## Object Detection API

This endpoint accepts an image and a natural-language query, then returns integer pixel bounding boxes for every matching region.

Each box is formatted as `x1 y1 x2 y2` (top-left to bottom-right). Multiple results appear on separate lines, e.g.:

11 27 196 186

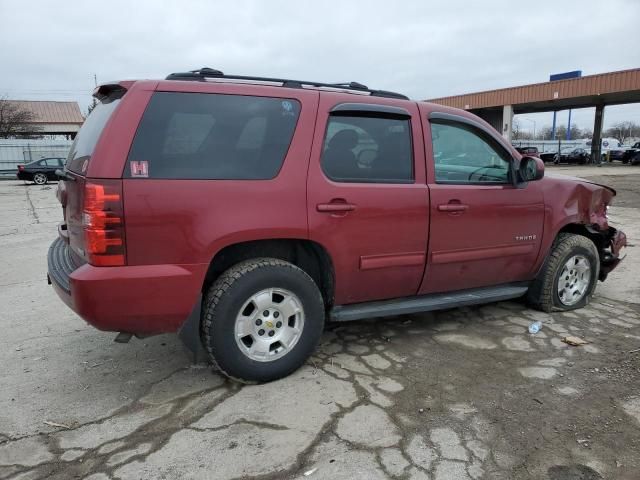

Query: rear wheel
202 258 325 383
33 173 48 185
527 233 599 312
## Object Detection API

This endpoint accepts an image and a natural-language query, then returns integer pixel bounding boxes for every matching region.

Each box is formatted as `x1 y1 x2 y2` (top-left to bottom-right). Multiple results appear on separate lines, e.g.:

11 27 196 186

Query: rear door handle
438 203 468 212
316 202 356 213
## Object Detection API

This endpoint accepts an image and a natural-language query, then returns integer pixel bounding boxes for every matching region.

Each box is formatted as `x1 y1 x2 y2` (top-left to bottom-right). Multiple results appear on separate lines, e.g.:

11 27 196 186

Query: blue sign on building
550 71 582 82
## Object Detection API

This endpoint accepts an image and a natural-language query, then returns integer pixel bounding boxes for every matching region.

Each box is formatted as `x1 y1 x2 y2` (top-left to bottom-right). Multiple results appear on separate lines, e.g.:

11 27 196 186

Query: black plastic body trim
330 102 411 117
47 237 78 294
177 293 209 363
330 282 530 322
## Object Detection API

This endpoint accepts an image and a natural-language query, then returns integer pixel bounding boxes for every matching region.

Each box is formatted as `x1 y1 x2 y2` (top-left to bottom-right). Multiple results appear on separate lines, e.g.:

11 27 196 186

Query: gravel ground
1 168 639 480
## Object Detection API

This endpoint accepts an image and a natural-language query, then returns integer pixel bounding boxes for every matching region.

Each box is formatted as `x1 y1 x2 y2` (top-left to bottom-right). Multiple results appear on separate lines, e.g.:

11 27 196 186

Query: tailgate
59 88 124 263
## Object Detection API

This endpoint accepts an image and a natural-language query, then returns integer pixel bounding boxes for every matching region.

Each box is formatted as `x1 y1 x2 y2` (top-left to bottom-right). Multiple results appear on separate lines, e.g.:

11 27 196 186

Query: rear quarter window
126 92 301 180
66 96 122 174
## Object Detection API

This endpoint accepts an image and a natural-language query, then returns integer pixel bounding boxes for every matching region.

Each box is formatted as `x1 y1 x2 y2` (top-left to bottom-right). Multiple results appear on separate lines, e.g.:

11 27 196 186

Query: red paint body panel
420 183 545 292
69 263 206 333
307 93 429 304
431 243 535 264
417 102 545 293
360 252 426 270
47 77 627 337
122 85 318 267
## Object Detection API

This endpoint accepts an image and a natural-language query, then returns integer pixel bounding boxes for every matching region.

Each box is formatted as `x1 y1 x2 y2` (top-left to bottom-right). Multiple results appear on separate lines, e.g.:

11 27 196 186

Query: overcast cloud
0 0 638 132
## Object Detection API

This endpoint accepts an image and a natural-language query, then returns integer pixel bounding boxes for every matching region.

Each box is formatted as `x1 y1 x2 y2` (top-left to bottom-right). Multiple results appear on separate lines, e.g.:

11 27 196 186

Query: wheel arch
540 223 611 281
202 238 335 309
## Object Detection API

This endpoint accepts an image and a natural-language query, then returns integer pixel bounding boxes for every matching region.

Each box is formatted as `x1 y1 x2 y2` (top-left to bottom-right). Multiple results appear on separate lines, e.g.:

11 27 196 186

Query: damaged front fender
539 174 627 281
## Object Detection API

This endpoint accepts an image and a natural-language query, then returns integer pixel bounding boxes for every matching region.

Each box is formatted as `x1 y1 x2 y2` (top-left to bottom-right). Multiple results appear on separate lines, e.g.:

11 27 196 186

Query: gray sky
1 0 638 132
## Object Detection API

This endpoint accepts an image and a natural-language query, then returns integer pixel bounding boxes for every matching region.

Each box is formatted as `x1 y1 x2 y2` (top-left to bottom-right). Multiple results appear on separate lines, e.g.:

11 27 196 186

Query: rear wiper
55 169 76 182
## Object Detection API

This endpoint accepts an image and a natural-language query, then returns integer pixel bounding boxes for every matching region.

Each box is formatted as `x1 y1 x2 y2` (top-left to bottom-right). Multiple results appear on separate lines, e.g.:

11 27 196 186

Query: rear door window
321 115 413 183
126 92 301 180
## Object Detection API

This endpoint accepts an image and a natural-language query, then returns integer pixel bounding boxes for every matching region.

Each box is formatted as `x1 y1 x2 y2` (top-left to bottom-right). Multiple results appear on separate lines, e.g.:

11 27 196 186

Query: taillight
83 180 126 266
18 165 24 171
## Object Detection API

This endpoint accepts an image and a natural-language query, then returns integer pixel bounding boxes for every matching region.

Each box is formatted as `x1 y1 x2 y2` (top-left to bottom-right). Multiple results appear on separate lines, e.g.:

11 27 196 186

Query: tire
527 233 599 312
33 173 48 185
202 258 325 383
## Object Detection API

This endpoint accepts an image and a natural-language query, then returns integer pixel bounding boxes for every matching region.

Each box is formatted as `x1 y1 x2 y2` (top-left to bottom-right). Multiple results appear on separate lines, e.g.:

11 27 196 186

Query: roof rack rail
165 68 409 100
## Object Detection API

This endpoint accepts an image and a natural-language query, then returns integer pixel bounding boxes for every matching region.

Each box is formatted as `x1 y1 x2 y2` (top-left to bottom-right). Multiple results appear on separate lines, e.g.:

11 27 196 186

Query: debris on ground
303 467 318 476
43 420 71 429
528 321 542 334
562 336 589 346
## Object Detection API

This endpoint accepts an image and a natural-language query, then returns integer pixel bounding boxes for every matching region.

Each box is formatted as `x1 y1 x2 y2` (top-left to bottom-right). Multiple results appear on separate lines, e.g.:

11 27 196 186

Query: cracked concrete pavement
1 166 640 480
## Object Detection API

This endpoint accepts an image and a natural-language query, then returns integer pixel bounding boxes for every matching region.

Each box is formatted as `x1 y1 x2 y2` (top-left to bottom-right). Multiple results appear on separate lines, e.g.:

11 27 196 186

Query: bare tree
0 96 42 138
512 119 522 140
86 97 98 116
604 121 640 144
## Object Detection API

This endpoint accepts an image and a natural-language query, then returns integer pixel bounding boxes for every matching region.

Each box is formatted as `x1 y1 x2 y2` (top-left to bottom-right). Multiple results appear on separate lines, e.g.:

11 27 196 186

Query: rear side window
66 97 121 174
126 92 301 180
321 115 413 183
41 158 61 167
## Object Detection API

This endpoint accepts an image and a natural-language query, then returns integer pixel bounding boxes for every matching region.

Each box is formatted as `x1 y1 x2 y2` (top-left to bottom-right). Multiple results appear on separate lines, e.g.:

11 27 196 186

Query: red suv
48 68 627 382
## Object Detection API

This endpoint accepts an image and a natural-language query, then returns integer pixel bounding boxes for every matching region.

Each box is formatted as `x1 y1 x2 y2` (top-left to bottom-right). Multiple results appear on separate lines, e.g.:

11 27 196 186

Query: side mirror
518 156 544 183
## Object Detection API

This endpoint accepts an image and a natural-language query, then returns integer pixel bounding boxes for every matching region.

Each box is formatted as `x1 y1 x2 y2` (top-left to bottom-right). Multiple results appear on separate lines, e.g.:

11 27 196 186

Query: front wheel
527 233 599 312
33 173 48 185
202 258 325 383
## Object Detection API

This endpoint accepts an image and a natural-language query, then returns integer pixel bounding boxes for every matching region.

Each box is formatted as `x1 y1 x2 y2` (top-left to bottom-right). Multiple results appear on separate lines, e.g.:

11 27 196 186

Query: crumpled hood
545 172 617 196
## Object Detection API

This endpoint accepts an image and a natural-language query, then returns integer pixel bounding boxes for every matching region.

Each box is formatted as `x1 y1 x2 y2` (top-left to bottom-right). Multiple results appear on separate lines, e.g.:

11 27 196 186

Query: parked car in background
539 151 557 163
608 147 627 162
623 142 640 165
515 146 539 156
47 68 627 383
17 158 65 184
554 147 590 164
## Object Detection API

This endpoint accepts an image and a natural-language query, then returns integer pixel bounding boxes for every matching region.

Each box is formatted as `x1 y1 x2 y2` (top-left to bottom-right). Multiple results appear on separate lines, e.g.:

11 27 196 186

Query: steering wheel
468 166 489 181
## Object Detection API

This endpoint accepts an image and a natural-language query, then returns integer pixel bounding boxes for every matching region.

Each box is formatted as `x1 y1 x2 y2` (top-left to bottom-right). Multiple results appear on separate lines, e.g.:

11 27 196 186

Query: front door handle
438 203 469 213
316 201 356 213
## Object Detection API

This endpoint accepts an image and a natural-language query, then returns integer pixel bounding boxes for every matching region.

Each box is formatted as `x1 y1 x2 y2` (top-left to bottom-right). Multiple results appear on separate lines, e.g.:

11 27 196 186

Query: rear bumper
16 172 31 180
47 237 207 334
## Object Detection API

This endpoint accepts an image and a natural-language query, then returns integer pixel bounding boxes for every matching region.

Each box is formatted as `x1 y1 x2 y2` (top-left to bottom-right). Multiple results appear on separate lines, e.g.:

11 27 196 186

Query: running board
330 283 530 322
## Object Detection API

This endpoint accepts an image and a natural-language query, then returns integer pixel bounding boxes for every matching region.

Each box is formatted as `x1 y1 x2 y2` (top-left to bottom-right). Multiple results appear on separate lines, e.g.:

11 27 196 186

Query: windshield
66 96 122 174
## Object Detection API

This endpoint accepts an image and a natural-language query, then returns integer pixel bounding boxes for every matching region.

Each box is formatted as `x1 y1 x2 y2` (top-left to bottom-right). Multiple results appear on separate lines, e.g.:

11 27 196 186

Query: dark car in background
554 147 590 164
515 146 539 156
609 148 627 162
539 151 557 163
623 142 640 165
17 157 64 184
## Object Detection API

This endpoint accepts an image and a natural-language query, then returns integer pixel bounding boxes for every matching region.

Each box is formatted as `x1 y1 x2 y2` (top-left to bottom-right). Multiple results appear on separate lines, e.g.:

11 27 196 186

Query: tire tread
527 233 599 312
202 258 322 383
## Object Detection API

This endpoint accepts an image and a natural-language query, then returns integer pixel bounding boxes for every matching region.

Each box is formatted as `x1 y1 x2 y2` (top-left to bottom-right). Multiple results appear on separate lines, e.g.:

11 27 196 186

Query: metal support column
592 104 605 165
502 105 513 141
